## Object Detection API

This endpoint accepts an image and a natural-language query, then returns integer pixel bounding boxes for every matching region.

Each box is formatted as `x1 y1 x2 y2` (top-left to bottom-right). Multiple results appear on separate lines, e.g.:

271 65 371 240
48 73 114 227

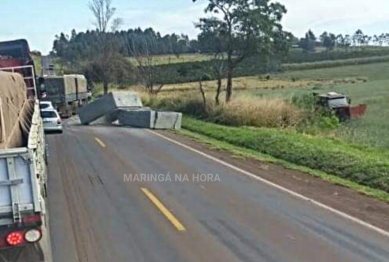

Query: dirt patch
157 130 389 232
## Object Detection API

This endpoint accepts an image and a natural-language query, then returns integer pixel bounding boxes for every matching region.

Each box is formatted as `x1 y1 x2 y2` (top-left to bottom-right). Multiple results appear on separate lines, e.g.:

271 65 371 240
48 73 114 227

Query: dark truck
41 75 89 117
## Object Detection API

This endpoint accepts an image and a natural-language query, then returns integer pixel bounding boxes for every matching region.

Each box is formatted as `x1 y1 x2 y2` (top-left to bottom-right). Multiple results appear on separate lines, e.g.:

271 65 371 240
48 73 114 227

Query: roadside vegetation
182 117 389 193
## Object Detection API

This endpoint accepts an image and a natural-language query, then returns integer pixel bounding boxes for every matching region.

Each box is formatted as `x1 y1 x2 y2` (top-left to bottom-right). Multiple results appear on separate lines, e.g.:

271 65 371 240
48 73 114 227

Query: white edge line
148 130 389 239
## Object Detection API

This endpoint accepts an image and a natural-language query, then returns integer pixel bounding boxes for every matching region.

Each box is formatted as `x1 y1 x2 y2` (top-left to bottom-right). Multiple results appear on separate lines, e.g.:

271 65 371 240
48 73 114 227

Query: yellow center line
141 188 186 232
94 137 106 148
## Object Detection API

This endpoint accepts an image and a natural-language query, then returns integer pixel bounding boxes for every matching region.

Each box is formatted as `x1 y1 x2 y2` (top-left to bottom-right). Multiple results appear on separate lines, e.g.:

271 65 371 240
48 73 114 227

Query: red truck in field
316 92 367 122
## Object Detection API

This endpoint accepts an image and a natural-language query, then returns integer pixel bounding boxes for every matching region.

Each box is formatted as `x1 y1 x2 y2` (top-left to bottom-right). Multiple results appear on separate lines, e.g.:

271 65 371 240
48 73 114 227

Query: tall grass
142 92 304 128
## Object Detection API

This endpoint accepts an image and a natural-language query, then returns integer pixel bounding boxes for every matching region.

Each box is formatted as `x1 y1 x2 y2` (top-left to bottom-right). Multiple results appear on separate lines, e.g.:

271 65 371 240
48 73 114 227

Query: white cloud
120 3 207 38
280 0 389 36
118 0 389 39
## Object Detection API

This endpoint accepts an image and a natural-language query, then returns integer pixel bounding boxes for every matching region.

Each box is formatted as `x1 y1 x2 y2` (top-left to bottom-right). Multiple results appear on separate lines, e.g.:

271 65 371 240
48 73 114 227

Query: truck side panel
0 150 35 215
0 101 45 226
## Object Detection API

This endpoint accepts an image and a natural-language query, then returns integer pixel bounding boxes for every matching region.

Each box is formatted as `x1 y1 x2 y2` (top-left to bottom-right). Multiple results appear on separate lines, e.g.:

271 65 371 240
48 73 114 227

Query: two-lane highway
47 122 389 262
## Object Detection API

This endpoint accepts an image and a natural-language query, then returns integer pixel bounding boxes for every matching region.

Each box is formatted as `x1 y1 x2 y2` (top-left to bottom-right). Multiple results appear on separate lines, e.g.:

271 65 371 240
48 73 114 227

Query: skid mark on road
141 188 186 232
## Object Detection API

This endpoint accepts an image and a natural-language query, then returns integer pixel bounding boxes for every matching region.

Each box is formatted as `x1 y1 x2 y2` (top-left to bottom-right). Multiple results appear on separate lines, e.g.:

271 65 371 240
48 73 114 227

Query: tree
192 0 288 103
374 33 389 46
129 36 166 94
88 0 123 94
320 32 336 51
352 29 365 46
299 30 316 52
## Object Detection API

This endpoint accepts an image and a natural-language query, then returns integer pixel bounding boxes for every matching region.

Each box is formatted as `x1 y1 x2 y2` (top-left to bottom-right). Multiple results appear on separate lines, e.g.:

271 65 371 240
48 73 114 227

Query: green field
238 63 389 148
147 61 389 149
128 53 212 65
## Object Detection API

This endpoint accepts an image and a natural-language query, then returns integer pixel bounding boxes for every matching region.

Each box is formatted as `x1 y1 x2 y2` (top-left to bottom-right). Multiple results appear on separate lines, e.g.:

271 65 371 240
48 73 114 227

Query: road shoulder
155 129 389 232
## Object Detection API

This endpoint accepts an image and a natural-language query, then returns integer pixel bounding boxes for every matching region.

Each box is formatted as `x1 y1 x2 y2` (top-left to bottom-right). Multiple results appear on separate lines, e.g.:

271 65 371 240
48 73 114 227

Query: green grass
177 128 389 203
182 117 389 194
277 61 389 81
283 55 389 71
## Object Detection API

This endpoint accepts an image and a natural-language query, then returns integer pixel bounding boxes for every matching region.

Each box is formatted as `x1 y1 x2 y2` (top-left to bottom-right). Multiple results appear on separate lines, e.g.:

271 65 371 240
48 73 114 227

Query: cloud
120 3 207 37
280 0 389 36
119 0 389 39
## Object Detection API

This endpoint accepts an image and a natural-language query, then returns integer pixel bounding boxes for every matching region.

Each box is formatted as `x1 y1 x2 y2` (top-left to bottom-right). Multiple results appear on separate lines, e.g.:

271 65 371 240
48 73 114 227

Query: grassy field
147 62 389 149
138 76 330 92
128 53 212 65
252 63 389 148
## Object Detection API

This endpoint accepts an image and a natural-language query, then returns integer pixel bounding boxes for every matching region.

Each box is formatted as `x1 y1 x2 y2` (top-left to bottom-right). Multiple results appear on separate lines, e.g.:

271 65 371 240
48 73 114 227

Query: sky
1 0 389 54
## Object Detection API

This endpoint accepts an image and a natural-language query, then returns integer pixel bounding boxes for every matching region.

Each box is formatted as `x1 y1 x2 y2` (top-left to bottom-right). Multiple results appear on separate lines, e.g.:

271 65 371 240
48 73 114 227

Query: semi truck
41 74 89 118
0 39 51 261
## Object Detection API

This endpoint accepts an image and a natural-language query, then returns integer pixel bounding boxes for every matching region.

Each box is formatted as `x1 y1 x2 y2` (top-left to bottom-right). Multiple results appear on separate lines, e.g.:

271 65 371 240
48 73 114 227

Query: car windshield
41 111 57 118
40 104 50 109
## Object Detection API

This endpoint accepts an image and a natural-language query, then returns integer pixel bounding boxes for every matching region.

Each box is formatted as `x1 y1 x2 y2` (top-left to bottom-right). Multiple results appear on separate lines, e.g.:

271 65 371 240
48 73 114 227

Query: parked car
41 109 63 133
39 101 55 111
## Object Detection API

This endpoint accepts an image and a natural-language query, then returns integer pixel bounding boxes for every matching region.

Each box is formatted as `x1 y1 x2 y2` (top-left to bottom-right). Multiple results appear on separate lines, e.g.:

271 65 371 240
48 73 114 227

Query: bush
291 93 340 133
183 118 389 193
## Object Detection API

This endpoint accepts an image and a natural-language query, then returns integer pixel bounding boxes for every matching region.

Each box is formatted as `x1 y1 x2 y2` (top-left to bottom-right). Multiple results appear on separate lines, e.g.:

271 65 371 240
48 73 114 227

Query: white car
39 101 55 111
41 109 63 133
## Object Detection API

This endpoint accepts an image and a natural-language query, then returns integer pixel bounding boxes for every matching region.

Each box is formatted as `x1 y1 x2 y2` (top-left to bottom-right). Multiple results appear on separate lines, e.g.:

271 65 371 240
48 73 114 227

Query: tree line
298 29 389 52
53 28 200 61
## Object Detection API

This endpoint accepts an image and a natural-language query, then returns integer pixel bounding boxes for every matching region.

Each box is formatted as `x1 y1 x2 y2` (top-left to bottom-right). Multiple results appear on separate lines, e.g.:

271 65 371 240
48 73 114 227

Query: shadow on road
0 244 44 262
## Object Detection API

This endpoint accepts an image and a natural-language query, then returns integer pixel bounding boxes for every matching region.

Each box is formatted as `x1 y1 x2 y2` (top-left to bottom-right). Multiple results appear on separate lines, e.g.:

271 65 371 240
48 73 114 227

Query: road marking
94 137 106 148
141 187 186 232
149 130 389 239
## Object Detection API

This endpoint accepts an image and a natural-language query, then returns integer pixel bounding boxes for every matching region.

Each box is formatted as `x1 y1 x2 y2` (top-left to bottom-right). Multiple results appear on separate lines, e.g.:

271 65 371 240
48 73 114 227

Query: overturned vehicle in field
315 92 367 122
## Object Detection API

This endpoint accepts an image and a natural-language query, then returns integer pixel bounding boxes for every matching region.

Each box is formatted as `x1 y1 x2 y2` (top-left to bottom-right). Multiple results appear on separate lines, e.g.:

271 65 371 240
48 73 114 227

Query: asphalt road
47 122 389 262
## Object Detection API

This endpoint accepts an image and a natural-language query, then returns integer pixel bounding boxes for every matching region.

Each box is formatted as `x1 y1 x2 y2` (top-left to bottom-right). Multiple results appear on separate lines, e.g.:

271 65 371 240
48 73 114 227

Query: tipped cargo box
117 110 182 130
78 92 143 125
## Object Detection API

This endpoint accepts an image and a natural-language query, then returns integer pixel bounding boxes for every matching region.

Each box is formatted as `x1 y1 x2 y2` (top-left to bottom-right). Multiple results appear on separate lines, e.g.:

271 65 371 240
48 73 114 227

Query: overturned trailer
78 92 182 129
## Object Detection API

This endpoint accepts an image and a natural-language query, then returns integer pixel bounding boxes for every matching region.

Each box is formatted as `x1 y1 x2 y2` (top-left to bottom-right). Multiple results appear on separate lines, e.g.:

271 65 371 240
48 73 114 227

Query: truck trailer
0 39 51 261
41 74 89 117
